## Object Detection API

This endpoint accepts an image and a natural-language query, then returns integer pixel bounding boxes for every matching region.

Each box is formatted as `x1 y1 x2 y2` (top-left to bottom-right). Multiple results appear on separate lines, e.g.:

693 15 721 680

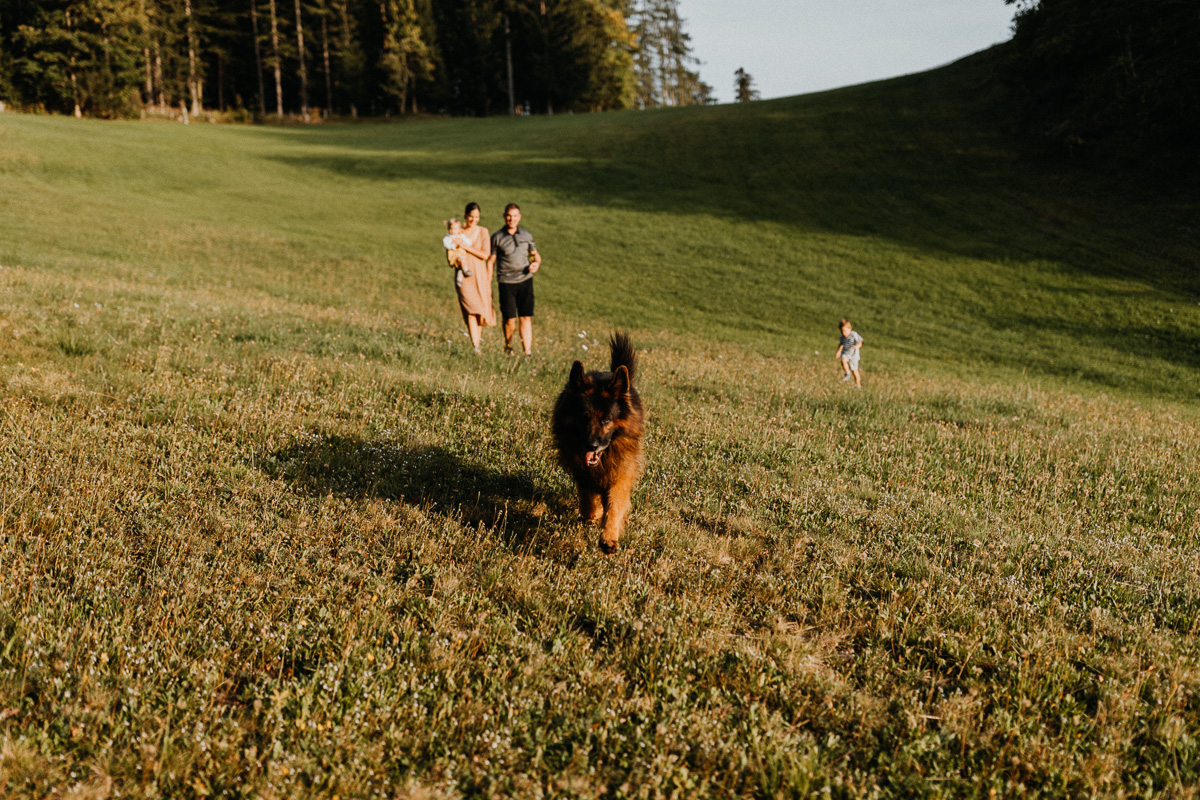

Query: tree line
0 0 714 118
1004 0 1200 148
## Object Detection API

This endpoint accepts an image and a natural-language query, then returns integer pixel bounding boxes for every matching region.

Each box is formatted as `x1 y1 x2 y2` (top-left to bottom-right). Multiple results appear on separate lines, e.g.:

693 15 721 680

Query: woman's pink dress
456 225 495 326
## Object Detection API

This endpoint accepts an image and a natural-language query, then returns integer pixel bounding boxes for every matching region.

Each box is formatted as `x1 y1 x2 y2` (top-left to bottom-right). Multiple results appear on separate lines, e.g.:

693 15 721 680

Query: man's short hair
504 203 521 214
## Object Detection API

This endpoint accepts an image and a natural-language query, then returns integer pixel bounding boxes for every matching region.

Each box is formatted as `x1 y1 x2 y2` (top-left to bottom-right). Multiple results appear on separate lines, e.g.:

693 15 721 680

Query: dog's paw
598 536 620 555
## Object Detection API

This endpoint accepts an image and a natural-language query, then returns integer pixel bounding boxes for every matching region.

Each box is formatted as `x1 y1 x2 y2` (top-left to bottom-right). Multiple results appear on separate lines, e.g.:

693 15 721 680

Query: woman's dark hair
464 202 481 218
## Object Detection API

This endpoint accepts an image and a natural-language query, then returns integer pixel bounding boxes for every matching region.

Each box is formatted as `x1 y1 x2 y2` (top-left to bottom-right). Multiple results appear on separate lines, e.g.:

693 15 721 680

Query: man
487 203 542 355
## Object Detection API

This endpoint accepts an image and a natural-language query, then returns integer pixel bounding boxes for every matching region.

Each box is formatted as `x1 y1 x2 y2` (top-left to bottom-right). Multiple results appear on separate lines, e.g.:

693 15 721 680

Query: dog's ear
569 361 586 391
611 364 629 396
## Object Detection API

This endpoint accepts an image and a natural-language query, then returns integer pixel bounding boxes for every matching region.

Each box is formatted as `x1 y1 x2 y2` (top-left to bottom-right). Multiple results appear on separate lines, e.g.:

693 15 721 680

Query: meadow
1 49 1199 798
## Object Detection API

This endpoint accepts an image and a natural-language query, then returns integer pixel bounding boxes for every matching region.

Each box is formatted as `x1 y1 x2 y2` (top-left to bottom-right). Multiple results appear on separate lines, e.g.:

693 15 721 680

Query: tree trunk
268 0 284 115
139 0 152 105
143 46 154 104
658 38 668 106
71 71 82 118
251 0 267 114
185 0 200 115
319 0 332 116
294 0 309 119
339 0 356 115
505 13 515 116
66 10 82 117
153 42 165 108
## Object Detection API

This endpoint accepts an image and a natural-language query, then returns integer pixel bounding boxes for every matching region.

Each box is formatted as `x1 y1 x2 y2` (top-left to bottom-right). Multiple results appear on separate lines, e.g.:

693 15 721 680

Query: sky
679 0 1018 103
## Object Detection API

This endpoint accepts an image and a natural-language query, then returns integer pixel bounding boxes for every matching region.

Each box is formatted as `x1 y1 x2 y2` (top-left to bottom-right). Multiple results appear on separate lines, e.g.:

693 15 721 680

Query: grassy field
2 48 1199 798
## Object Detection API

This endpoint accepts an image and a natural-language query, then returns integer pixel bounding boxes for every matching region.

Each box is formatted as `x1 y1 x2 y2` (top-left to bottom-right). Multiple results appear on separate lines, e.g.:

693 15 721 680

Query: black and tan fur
551 332 646 553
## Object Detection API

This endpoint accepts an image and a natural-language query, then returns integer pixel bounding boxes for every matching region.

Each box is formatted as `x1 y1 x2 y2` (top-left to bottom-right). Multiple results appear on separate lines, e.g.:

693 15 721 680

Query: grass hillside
1 49 1199 797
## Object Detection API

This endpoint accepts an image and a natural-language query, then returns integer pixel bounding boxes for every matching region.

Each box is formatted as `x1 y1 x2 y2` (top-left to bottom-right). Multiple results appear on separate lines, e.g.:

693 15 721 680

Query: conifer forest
0 0 713 119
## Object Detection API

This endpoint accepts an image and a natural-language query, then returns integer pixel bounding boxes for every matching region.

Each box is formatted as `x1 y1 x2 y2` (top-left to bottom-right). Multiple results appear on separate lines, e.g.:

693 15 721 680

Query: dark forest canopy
1005 0 1200 148
0 0 713 118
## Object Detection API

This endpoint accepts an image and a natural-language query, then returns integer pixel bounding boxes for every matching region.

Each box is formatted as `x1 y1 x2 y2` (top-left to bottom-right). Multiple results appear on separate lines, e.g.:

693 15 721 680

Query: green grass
1 49 1199 797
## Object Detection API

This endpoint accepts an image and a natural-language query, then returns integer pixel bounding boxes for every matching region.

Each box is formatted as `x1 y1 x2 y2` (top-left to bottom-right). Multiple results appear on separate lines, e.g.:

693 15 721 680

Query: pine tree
331 0 365 116
378 0 434 114
629 0 708 108
14 0 145 117
734 66 758 102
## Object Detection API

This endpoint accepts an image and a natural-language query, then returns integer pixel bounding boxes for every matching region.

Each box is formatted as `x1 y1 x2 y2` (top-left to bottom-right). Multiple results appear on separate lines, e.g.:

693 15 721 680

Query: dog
551 332 646 553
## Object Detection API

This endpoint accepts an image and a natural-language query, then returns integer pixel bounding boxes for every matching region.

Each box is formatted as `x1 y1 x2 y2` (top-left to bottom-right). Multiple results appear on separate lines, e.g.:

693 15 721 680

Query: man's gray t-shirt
491 226 537 284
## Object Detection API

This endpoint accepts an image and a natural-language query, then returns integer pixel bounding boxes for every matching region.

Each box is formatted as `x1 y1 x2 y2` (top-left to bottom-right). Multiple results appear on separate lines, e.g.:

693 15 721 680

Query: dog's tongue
585 451 602 467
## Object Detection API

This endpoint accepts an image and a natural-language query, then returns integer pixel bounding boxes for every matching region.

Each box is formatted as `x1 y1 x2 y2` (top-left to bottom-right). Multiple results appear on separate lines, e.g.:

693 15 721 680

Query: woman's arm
460 227 491 260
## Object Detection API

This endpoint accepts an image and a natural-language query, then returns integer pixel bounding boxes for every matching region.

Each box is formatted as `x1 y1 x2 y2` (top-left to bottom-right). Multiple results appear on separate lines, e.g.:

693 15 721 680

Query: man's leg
503 317 517 353
519 316 533 355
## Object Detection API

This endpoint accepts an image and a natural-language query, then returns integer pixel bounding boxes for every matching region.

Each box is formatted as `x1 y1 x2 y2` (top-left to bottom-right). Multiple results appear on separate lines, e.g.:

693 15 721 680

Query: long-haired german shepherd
551 332 646 553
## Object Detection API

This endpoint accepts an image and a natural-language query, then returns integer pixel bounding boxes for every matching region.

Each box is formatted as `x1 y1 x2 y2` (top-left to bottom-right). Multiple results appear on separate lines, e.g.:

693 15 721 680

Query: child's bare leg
851 368 861 388
840 358 851 379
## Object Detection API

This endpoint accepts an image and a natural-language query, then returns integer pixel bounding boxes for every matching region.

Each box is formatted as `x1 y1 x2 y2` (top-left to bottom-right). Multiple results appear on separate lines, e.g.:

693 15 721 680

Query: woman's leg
467 314 482 350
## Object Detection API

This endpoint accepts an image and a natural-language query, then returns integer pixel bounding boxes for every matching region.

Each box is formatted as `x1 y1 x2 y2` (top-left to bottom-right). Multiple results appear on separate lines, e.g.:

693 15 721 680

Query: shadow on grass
989 312 1200 371
261 433 570 554
257 52 1199 303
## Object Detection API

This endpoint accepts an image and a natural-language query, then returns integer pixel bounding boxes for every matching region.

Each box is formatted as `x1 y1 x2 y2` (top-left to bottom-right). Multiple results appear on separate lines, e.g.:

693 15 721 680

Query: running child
835 318 863 389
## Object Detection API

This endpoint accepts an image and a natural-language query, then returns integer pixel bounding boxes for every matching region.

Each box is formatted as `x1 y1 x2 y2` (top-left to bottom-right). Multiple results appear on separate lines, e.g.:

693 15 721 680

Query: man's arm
484 231 497 269
527 234 542 274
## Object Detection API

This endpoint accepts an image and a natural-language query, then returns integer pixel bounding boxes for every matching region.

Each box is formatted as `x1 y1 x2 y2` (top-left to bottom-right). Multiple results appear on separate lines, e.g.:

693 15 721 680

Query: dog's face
568 361 631 467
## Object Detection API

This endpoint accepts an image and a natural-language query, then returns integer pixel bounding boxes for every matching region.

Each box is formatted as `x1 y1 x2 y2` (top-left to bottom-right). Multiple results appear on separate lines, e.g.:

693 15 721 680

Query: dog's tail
609 331 636 382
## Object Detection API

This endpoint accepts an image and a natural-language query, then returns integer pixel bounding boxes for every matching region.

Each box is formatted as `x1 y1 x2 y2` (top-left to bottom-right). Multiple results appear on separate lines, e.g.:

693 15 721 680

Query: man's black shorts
498 279 535 320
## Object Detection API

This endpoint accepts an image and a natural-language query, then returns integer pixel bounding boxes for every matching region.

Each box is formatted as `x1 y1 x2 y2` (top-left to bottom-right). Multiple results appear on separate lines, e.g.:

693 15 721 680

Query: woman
455 202 495 352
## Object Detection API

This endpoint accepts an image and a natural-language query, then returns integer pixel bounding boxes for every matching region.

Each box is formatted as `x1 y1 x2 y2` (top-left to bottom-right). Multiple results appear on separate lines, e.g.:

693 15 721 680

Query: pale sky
680 0 1018 103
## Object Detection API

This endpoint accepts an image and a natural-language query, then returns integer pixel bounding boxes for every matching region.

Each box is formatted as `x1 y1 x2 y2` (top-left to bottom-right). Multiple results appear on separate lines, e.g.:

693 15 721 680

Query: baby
442 218 472 286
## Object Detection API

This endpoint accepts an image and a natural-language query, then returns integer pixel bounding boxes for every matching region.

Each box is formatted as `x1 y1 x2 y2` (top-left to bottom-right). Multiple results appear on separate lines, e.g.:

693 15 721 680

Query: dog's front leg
598 475 635 554
579 485 603 523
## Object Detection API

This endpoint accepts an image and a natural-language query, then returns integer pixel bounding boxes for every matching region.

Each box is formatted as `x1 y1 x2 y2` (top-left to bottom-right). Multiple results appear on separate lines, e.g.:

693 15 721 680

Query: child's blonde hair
445 217 461 231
